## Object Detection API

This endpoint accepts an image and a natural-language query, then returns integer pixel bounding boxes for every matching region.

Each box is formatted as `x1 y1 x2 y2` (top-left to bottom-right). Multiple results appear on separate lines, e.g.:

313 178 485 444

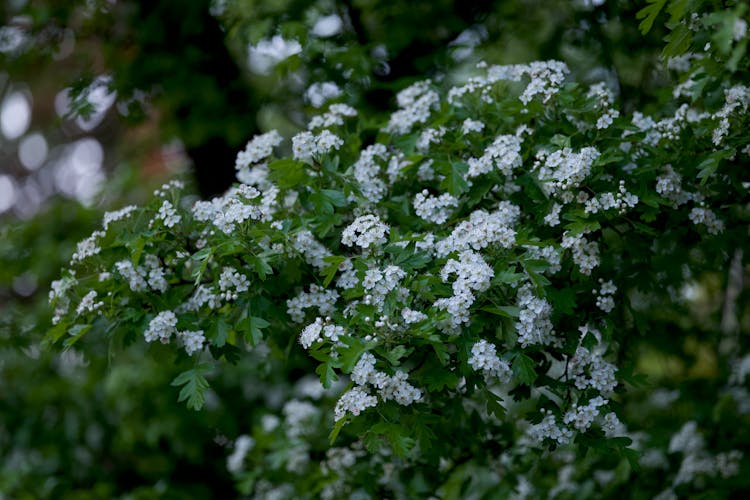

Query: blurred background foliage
1 0 749 497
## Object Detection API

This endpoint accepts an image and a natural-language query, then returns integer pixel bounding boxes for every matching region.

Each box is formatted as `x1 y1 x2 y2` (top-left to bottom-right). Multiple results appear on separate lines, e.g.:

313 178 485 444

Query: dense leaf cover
42 4 750 497
2 1 750 498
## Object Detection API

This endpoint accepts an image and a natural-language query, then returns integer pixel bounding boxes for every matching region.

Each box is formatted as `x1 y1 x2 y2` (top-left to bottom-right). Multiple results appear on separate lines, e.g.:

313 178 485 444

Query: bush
46 3 750 495
3 1 750 498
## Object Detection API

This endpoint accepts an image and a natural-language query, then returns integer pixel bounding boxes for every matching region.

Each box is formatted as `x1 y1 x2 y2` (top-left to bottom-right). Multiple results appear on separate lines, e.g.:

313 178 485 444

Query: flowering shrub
45 5 750 498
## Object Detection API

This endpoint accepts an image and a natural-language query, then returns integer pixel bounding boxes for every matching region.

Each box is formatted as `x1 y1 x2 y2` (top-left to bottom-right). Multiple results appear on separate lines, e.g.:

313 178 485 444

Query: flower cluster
341 214 389 250
413 190 458 224
335 352 422 421
469 340 512 382
235 130 283 169
48 35 750 497
385 80 439 134
292 130 344 162
594 280 617 313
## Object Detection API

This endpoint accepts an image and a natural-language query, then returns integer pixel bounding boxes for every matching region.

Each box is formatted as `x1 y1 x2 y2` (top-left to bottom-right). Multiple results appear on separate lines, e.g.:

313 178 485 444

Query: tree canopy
1 1 750 498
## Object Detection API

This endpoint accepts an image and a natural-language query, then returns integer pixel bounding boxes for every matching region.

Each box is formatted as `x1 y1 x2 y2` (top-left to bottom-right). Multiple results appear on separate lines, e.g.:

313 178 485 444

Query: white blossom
155 200 181 228
341 214 389 250
334 387 378 420
385 80 439 134
305 82 343 108
413 190 458 224
102 205 137 230
287 285 339 323
516 284 555 347
227 435 255 474
71 231 105 263
466 134 523 178
144 311 178 344
178 329 205 355
235 130 283 169
76 290 103 315
469 340 511 382
461 118 485 134
292 130 343 162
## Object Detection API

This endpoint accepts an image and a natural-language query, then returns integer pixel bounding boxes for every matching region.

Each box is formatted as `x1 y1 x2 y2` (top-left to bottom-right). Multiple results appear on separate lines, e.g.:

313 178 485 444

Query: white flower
305 82 343 107
287 285 339 323
516 284 555 347
308 103 357 130
469 340 511 382
341 214 389 250
248 35 301 74
467 134 524 178
413 190 458 224
178 329 205 355
71 231 105 263
311 14 343 38
527 411 573 445
334 387 378 420
416 126 447 152
440 250 494 295
155 200 181 228
385 80 439 134
299 317 324 349
144 311 178 344
689 206 724 234
76 290 103 315
401 308 427 324
292 130 343 162
235 130 283 169
102 206 137 230
218 267 249 301
534 146 600 196
115 260 147 292
226 435 255 474
436 203 518 257
461 118 485 134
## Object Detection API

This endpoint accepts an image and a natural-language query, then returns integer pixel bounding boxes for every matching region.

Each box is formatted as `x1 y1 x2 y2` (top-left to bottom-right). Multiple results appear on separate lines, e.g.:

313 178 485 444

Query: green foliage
171 363 212 410
2 0 750 498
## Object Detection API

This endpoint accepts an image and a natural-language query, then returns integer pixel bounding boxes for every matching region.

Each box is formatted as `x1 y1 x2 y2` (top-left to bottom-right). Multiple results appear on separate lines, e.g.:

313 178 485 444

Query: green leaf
321 189 348 207
696 149 732 185
247 255 272 279
320 255 347 288
493 268 525 285
636 0 668 35
268 159 306 188
485 388 506 418
662 22 692 59
63 323 92 349
396 251 432 271
432 340 450 366
564 219 601 237
128 236 147 265
329 415 347 445
191 247 212 286
623 448 641 472
210 318 229 347
370 422 415 457
416 357 460 391
512 353 537 385
441 161 469 196
316 361 339 388
481 306 521 318
382 345 412 366
244 316 270 346
171 364 211 410
43 320 70 347
547 288 577 315
338 337 368 373
525 266 551 289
